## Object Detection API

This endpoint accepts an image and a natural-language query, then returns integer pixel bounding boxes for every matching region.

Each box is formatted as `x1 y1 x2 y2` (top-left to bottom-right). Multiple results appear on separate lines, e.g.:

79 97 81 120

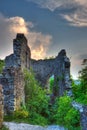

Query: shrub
23 69 50 126
53 95 80 129
72 79 87 105
14 109 29 119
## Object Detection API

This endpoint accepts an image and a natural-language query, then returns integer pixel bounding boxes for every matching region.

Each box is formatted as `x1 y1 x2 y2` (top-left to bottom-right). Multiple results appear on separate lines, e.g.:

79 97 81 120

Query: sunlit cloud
0 13 52 60
28 32 52 59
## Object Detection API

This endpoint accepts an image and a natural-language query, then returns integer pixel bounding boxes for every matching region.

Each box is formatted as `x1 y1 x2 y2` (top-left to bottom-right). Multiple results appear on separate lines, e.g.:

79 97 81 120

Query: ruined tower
0 34 31 114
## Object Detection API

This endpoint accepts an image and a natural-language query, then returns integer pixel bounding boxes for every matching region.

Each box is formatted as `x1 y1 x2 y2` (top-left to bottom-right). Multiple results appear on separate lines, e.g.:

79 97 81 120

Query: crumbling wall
0 34 31 114
31 49 71 97
5 34 31 69
0 84 3 128
0 67 25 114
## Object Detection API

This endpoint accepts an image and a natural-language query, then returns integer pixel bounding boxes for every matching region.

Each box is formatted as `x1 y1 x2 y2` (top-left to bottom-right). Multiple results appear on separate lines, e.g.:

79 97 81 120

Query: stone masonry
0 34 31 114
0 84 3 128
31 49 71 97
0 33 71 114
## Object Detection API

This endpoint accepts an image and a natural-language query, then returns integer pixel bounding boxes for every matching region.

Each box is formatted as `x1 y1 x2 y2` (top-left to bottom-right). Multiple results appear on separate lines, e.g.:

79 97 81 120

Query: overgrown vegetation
53 96 80 130
23 69 50 126
72 59 87 105
5 65 86 129
0 59 4 73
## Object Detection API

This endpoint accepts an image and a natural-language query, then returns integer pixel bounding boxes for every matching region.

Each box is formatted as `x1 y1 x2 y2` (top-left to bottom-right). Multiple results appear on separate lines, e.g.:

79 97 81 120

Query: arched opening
45 75 54 95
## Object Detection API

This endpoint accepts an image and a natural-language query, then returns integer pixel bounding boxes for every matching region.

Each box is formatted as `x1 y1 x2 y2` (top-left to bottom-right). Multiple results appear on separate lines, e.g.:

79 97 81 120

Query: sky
0 0 87 79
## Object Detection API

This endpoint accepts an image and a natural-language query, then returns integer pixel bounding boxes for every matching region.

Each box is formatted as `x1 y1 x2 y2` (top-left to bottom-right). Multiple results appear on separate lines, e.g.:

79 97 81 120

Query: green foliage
49 76 54 93
72 60 87 105
24 68 50 126
14 109 29 119
29 113 48 126
44 56 55 60
4 67 81 128
53 95 80 129
4 106 29 123
0 59 4 73
0 125 9 130
72 81 87 104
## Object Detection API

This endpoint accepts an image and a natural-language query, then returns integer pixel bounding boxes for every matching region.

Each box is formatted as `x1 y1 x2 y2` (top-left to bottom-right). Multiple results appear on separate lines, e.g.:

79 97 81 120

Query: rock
46 125 67 130
4 122 45 130
4 122 67 130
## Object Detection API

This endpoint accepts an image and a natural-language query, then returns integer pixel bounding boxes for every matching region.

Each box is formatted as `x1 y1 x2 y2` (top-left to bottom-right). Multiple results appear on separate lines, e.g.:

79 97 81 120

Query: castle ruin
0 34 74 128
0 34 87 129
0 34 71 114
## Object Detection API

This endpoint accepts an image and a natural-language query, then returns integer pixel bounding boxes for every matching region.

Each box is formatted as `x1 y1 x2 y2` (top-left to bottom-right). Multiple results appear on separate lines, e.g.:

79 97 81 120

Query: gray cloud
26 0 78 11
78 53 87 60
26 0 87 27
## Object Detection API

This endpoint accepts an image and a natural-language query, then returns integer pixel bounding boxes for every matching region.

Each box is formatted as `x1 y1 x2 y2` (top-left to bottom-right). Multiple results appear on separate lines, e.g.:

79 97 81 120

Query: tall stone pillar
0 84 3 128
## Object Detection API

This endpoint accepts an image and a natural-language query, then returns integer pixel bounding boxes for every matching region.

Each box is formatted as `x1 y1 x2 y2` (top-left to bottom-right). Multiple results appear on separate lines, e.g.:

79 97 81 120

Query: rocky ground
4 122 67 130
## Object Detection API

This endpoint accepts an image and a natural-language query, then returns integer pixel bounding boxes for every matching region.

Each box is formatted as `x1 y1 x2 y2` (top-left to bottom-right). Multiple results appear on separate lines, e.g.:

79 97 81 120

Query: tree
72 59 87 105
23 69 50 125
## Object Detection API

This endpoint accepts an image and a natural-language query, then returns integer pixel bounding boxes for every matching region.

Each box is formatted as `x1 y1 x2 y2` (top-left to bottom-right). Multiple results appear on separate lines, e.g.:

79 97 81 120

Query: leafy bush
72 61 87 105
72 81 87 105
14 109 29 119
29 113 48 126
4 106 29 123
24 69 50 126
53 95 80 129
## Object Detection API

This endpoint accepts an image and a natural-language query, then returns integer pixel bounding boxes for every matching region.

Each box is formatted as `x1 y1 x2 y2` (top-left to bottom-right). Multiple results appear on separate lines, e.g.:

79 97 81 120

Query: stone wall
0 84 3 128
31 49 71 97
0 34 31 114
0 67 25 114
5 34 31 69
